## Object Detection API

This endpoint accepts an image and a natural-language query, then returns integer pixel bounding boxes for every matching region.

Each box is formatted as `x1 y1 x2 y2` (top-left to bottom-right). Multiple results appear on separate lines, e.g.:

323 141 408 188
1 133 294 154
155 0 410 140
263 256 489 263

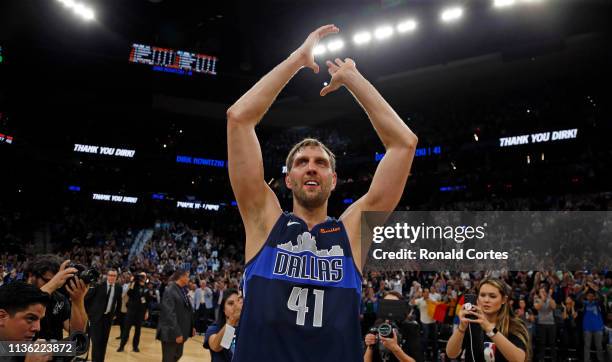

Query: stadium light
493 0 516 8
397 19 418 33
58 0 76 8
313 45 326 56
440 7 464 23
57 0 95 21
73 4 95 20
353 31 372 45
327 39 344 52
374 26 394 40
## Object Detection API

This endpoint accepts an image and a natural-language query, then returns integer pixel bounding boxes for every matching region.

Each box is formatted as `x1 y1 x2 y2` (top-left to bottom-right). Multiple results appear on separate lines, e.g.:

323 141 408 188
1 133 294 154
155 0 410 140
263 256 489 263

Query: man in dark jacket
85 269 122 362
156 269 195 362
117 271 150 352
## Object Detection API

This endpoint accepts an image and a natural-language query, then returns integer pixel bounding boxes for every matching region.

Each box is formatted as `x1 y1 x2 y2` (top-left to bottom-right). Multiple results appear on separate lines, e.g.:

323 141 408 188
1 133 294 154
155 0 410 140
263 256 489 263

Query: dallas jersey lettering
234 212 363 362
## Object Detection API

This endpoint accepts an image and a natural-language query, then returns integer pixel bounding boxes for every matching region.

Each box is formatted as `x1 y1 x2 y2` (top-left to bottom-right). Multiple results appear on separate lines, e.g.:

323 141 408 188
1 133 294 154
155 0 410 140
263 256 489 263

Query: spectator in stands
410 288 439 360
560 295 579 360
515 298 535 345
534 286 557 361
194 280 214 334
581 289 605 362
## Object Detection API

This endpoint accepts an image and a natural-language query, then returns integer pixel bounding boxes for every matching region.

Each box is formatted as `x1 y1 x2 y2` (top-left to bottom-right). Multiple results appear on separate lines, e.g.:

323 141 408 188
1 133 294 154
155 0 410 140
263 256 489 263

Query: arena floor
102 325 211 362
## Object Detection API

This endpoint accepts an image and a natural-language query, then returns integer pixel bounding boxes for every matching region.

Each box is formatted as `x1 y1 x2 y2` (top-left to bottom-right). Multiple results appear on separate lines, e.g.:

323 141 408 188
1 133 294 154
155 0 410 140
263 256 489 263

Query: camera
369 322 397 339
464 293 478 320
67 263 100 285
49 331 89 361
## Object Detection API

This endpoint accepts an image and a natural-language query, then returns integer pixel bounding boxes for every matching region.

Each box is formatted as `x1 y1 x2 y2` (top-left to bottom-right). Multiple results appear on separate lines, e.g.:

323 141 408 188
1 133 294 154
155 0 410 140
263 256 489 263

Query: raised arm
227 25 339 262
327 59 417 269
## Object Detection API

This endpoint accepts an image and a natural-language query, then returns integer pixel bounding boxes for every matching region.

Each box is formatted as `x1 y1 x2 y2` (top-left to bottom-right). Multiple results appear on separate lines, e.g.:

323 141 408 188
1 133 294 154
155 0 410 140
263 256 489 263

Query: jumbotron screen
129 43 218 75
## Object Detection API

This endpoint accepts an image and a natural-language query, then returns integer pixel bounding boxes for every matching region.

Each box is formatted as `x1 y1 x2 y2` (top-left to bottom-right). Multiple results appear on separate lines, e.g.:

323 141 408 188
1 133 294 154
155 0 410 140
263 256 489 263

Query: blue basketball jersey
233 212 363 362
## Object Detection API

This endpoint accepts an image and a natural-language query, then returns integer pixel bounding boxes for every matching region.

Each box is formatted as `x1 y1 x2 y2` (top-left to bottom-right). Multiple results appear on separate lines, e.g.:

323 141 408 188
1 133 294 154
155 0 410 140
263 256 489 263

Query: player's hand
293 24 340 74
176 335 184 344
144 311 149 321
65 277 88 302
320 58 358 96
41 260 78 293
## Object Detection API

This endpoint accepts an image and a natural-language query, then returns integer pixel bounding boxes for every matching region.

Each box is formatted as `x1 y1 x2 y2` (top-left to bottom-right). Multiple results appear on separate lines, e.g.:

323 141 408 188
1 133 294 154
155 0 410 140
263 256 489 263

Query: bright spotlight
494 0 516 7
74 4 95 20
374 26 394 40
440 7 464 23
327 39 344 52
353 31 372 45
397 19 417 33
313 45 326 56
59 0 76 8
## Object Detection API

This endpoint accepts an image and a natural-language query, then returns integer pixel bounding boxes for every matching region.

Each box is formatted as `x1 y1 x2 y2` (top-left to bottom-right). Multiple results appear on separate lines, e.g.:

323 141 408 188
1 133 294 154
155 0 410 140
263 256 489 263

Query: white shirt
415 297 435 324
105 282 116 314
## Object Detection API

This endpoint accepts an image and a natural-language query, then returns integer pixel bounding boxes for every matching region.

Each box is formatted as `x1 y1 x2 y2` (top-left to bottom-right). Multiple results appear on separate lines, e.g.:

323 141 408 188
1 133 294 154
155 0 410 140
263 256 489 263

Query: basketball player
227 24 418 362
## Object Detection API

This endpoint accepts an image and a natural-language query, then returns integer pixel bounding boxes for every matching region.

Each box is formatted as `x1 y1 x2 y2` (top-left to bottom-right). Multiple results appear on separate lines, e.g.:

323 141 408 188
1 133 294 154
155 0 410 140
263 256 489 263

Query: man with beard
227 25 417 362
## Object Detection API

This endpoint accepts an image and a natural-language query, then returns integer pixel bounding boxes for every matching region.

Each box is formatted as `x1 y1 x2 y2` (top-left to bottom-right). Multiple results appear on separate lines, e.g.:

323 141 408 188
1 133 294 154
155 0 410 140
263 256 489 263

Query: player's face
0 304 45 341
478 284 506 315
286 146 337 209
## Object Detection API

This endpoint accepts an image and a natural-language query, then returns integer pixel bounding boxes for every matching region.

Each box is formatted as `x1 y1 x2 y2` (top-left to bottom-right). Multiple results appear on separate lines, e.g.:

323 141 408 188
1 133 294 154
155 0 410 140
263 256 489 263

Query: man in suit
85 268 122 362
156 269 195 362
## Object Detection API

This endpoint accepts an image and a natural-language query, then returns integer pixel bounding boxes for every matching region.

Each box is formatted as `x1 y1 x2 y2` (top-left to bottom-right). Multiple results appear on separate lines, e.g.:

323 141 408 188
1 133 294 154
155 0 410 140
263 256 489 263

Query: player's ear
285 174 293 190
0 309 9 326
331 172 337 191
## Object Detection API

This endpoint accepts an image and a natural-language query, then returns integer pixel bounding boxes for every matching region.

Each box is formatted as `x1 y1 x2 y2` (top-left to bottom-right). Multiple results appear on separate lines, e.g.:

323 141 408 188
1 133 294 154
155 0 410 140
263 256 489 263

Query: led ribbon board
176 201 220 211
92 193 138 204
74 144 135 158
176 155 225 167
129 44 218 75
499 128 578 147
376 146 441 161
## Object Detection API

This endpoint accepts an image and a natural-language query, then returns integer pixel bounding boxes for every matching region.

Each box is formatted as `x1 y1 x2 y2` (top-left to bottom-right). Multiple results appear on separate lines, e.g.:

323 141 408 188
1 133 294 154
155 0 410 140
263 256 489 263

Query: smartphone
464 294 477 320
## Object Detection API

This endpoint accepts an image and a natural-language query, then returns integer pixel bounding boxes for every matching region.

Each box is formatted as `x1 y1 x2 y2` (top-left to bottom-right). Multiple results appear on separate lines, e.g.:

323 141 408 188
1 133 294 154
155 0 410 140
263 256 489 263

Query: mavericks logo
273 232 344 282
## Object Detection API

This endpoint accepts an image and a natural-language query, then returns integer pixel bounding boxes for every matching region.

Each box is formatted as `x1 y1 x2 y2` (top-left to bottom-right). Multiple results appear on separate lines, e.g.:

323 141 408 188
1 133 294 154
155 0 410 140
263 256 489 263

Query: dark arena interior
0 1 611 361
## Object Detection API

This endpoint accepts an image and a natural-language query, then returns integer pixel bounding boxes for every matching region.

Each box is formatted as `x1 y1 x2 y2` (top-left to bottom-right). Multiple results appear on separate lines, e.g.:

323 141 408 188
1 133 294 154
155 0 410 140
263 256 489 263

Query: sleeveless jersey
233 212 363 362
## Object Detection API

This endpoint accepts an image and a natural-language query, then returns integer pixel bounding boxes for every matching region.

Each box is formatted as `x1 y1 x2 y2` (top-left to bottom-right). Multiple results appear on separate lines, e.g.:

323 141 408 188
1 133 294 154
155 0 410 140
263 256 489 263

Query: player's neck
292 201 328 230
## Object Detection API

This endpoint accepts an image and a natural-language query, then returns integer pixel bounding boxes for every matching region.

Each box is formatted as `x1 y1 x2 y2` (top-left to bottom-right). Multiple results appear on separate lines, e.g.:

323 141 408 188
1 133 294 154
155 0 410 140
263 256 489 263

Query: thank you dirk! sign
499 128 578 147
74 144 136 158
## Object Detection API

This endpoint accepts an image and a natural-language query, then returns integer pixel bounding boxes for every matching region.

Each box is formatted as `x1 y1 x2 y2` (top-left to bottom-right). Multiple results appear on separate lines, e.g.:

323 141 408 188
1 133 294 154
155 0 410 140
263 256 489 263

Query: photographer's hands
39 260 78 294
461 305 496 334
65 278 87 302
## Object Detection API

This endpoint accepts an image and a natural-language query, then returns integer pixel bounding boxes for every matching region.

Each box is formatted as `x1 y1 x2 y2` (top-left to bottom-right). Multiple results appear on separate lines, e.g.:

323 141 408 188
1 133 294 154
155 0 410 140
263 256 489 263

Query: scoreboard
129 43 218 75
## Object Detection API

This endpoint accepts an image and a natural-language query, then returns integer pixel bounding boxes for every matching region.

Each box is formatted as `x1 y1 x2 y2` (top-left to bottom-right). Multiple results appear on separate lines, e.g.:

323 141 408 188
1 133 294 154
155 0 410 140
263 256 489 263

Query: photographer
0 282 52 362
364 291 423 362
446 278 529 362
25 255 89 341
117 272 150 352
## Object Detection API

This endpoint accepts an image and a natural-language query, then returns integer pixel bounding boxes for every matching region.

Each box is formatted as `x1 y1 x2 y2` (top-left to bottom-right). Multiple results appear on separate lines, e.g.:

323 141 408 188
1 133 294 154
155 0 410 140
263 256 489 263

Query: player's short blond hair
285 138 336 172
